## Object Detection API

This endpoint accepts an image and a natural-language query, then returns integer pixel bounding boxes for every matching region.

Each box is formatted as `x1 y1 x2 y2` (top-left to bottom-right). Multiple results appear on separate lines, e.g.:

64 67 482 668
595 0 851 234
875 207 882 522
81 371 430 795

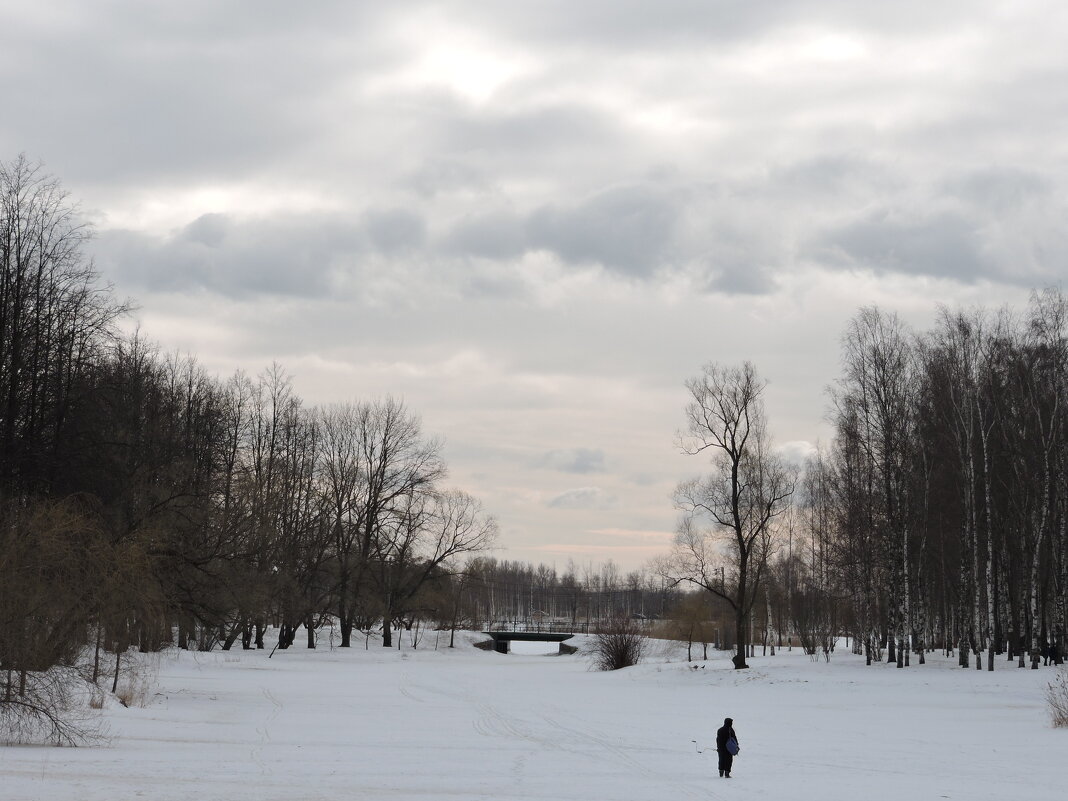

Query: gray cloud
527 185 681 275
534 448 607 474
546 487 617 510
810 161 1068 287
440 104 622 159
439 183 686 278
768 156 899 201
363 208 427 253
697 216 782 295
94 211 401 298
777 440 818 468
941 167 1051 214
459 0 977 51
0 3 393 186
405 159 492 199
179 213 230 247
10 1 1066 297
444 212 527 261
706 262 776 295
91 150 1068 304
815 210 990 283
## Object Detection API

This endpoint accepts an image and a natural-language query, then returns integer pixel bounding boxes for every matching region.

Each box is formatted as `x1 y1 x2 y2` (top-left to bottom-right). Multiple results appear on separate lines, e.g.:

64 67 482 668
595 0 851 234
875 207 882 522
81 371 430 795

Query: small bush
589 615 648 671
115 682 146 709
114 655 158 709
1047 670 1068 727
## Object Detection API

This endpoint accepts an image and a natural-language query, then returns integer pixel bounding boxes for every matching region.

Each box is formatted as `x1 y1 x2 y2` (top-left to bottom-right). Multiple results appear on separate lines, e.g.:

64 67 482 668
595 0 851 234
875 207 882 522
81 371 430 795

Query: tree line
812 298 1067 670
454 557 682 631
0 157 496 739
665 297 1068 671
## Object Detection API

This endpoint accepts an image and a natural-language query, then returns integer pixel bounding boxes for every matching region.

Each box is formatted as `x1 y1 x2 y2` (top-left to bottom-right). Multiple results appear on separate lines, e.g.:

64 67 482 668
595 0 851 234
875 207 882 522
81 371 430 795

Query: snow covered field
1 633 1063 801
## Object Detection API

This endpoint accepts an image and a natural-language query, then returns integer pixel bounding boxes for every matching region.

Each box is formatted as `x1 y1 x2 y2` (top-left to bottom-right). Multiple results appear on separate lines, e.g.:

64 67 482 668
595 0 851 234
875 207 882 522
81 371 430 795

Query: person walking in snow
716 717 739 778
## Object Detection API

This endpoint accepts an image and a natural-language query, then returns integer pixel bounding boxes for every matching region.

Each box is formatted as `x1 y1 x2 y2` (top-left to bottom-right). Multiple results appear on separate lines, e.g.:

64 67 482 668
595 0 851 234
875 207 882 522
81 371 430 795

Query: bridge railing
484 620 589 634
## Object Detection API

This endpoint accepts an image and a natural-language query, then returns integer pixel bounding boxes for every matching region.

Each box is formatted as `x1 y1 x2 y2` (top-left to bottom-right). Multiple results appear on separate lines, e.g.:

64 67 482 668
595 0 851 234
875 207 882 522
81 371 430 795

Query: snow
1 634 1064 800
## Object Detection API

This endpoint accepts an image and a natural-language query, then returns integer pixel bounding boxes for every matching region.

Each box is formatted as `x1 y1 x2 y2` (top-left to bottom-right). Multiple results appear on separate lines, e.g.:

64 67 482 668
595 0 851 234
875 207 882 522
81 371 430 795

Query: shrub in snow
1047 670 1068 728
589 614 647 671
0 666 104 746
113 653 159 709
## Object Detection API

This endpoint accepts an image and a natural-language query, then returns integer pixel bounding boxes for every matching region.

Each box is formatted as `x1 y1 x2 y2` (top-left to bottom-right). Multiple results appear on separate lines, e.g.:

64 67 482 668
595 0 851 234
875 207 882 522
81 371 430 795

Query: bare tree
372 489 497 647
0 155 127 496
666 362 795 669
317 402 366 647
353 398 446 647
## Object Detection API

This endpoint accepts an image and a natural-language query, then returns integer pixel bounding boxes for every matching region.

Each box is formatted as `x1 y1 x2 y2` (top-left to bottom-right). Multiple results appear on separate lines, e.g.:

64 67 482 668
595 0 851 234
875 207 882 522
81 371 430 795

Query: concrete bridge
482 630 577 654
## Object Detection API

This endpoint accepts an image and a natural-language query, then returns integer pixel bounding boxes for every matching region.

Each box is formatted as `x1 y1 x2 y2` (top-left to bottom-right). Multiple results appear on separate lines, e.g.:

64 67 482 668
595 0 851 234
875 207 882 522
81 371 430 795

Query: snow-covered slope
1 634 1062 800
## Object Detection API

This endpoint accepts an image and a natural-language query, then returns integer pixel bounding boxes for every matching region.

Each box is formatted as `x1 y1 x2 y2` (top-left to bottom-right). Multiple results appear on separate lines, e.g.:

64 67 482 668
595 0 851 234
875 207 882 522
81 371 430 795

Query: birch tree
834 307 918 667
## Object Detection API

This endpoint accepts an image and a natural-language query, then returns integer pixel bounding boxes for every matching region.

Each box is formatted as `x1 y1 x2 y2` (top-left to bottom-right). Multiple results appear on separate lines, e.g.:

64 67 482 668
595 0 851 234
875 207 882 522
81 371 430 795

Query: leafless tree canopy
763 295 1068 675
665 362 795 669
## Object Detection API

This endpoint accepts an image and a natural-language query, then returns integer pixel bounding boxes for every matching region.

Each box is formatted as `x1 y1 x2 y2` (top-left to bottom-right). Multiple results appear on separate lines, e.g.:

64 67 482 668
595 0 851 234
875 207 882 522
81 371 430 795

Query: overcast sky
3 1 1063 571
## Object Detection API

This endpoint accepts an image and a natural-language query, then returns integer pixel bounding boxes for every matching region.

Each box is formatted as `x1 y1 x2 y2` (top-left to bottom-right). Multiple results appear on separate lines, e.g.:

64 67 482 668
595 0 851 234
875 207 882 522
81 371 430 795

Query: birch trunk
1031 461 1051 669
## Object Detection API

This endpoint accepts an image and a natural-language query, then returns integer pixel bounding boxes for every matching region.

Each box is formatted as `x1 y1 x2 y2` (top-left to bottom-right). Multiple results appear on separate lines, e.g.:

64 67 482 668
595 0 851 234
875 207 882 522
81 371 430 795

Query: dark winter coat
716 721 737 753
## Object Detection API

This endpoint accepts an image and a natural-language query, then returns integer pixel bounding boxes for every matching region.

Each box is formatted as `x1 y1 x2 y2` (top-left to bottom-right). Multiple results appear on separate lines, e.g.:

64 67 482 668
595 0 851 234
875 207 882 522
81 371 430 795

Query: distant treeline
454 557 684 628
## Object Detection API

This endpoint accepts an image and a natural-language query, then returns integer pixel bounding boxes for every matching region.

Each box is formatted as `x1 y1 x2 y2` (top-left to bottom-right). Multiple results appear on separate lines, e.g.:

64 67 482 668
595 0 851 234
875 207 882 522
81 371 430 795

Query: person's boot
719 770 724 777
725 773 731 778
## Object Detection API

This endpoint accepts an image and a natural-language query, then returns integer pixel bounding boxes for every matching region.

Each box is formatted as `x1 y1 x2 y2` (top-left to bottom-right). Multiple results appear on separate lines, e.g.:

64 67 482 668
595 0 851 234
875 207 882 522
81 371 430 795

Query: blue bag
726 736 740 755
